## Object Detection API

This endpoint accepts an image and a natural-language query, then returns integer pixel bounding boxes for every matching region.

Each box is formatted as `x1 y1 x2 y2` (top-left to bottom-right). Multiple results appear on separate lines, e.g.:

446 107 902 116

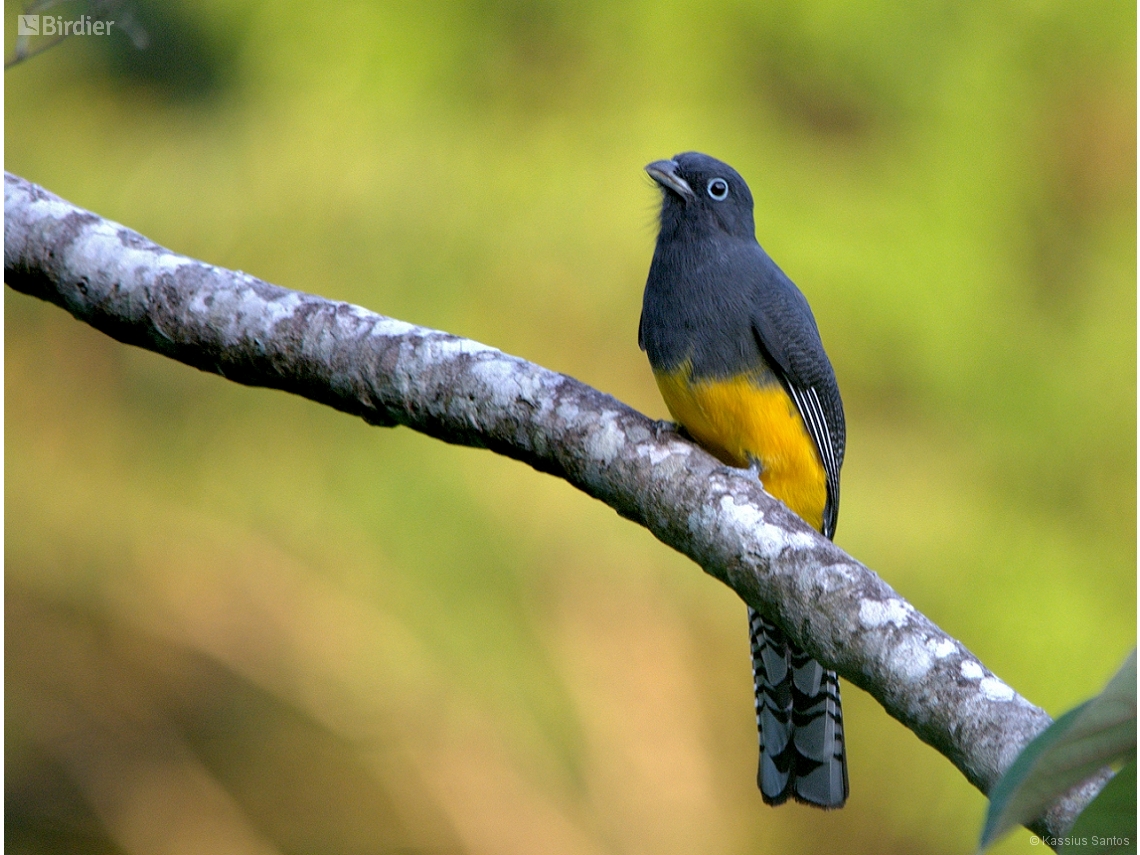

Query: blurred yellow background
5 1 1135 853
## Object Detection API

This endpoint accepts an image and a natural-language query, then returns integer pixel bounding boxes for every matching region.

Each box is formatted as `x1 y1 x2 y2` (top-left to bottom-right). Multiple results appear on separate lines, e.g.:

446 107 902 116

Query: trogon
640 151 848 808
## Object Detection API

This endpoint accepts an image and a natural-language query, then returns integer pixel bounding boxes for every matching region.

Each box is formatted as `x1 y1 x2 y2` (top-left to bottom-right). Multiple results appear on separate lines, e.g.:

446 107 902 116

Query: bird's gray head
645 152 756 241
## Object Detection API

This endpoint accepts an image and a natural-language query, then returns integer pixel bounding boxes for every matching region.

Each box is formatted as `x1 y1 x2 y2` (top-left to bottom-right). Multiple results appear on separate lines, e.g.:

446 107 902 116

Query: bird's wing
782 383 842 539
750 264 845 539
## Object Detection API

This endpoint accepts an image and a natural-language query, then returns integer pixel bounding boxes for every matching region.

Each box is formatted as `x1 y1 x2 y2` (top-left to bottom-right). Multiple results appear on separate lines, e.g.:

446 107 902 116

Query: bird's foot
746 457 764 482
652 419 682 440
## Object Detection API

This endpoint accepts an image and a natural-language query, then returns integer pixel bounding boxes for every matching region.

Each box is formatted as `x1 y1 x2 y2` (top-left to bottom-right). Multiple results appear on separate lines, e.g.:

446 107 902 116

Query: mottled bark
5 172 1103 840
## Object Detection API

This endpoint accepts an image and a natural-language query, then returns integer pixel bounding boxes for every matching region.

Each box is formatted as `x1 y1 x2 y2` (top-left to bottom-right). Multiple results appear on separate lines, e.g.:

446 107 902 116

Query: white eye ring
707 178 729 201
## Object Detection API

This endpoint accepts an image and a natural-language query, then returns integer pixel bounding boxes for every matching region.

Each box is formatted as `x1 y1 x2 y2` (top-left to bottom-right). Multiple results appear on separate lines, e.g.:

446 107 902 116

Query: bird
639 152 848 808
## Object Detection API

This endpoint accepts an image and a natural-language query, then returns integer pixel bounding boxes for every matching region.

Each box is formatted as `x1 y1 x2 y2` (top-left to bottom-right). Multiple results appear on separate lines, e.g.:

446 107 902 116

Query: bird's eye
707 178 729 201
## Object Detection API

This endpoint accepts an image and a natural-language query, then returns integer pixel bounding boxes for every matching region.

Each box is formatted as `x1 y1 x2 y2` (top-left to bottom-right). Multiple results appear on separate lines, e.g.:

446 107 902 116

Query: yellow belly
654 365 827 532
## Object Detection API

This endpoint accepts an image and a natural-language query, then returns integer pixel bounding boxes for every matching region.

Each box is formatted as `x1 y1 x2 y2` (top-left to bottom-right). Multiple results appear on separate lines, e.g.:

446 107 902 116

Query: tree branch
3 171 1104 840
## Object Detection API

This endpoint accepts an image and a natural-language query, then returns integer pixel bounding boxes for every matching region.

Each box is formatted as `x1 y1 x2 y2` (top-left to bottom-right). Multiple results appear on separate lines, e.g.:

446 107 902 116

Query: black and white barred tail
748 606 848 808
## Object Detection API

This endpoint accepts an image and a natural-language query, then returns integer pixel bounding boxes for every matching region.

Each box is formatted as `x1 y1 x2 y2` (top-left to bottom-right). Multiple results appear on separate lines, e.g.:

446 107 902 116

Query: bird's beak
645 159 694 200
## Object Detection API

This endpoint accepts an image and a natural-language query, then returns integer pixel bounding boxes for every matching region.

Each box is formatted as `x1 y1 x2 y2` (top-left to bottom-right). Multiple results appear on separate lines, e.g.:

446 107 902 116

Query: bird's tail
748 606 848 808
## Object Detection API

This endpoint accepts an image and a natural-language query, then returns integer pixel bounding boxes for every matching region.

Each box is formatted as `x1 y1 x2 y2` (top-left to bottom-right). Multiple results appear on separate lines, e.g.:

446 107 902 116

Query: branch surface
4 172 1103 839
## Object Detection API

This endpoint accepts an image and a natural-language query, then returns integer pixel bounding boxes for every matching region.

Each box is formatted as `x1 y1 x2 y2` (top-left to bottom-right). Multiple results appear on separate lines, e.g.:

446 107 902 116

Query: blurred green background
5 1 1135 853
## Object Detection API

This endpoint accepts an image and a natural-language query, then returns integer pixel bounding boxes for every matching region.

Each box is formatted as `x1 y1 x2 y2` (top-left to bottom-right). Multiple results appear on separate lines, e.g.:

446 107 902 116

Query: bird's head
646 152 756 241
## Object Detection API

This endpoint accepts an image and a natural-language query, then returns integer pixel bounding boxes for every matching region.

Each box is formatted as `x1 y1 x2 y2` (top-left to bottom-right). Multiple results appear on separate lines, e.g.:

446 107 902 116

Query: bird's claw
652 418 681 440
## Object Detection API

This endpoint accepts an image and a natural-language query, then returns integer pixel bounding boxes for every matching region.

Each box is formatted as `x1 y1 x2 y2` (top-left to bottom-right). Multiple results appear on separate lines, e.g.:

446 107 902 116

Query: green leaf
1060 759 1137 853
979 650 1137 850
